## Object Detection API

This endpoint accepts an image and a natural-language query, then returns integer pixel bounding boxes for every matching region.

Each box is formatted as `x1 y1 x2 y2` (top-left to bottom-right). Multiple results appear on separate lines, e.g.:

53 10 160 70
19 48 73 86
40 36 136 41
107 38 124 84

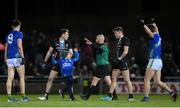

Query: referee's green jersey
96 44 109 66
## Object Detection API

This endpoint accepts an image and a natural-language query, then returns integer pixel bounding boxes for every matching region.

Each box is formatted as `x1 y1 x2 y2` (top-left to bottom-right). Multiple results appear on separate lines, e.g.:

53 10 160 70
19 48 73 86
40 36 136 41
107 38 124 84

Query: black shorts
112 60 129 71
51 64 60 73
93 64 110 78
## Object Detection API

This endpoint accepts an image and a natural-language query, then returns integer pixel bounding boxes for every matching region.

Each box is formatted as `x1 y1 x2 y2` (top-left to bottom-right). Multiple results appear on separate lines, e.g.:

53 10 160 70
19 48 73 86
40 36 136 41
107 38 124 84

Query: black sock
86 85 96 99
170 91 174 96
108 93 112 97
67 86 75 100
113 90 117 98
129 94 133 98
45 92 49 97
62 87 67 93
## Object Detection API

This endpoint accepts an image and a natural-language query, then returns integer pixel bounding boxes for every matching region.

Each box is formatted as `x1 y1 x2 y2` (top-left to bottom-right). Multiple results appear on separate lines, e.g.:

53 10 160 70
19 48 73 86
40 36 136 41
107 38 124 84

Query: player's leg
100 75 114 101
104 76 111 87
16 65 25 96
87 76 101 98
122 69 134 100
153 71 172 92
63 76 75 101
141 68 155 102
45 70 58 94
153 71 177 101
81 76 101 100
6 67 15 97
104 65 118 100
6 59 19 102
108 69 120 98
13 72 20 95
39 69 58 100
16 64 30 102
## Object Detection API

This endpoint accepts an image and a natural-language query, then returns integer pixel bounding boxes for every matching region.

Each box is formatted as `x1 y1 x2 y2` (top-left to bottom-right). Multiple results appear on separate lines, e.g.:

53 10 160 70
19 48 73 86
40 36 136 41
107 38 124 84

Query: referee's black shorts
93 64 111 78
112 60 129 71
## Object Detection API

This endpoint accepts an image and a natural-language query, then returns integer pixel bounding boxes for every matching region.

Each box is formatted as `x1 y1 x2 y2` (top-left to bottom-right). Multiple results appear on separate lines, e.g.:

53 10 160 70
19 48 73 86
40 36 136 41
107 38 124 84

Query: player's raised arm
72 48 79 62
140 19 154 38
150 18 159 34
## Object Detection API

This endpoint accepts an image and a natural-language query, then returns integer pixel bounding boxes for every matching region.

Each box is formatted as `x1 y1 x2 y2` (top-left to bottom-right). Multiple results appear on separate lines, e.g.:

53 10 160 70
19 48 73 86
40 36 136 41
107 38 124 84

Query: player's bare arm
44 47 54 62
144 25 154 38
118 46 129 60
152 23 159 34
139 19 154 38
17 39 24 58
84 38 93 45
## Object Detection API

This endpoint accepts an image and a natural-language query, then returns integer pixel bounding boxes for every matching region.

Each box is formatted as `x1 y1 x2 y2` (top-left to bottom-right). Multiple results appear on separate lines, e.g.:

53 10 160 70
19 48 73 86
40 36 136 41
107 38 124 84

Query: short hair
59 28 69 36
12 19 21 28
96 34 104 38
113 26 124 33
147 24 156 32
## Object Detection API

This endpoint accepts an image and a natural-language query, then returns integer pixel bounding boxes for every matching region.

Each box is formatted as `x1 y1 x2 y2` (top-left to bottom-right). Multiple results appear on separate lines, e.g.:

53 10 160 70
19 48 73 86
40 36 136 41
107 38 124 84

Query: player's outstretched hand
40 61 47 70
84 38 93 45
150 18 155 24
110 57 122 65
136 15 145 26
139 19 145 26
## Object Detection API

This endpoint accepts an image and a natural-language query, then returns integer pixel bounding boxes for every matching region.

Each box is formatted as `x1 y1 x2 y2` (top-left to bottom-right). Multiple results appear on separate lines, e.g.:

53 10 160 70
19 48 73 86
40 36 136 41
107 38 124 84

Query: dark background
0 0 180 77
0 0 179 37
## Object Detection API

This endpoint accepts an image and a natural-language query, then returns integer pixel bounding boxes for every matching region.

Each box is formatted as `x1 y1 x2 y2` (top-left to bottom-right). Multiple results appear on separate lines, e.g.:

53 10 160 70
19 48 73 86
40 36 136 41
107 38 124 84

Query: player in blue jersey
4 19 30 102
51 48 79 101
139 18 177 102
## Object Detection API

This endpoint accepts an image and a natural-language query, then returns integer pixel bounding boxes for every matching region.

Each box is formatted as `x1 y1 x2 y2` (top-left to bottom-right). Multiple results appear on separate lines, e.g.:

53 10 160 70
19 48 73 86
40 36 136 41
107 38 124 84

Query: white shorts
147 59 163 71
7 58 23 68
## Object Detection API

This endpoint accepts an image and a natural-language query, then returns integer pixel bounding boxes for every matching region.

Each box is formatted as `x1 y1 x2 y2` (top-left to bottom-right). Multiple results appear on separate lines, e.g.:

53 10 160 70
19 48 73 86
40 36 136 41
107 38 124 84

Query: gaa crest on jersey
65 43 69 48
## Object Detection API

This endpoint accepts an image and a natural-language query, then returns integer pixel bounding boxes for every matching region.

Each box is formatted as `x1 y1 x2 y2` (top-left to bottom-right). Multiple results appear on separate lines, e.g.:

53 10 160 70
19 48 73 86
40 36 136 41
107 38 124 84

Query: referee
80 34 112 100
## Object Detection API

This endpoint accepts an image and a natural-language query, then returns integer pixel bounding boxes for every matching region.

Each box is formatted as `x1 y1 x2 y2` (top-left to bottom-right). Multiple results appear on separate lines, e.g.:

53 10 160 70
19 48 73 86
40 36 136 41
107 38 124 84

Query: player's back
148 33 161 59
6 30 23 59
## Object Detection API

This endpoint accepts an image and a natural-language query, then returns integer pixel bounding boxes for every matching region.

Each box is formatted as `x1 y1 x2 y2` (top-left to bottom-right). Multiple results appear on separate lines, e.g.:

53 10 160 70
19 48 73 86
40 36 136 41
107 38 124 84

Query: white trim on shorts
6 58 22 68
147 59 163 71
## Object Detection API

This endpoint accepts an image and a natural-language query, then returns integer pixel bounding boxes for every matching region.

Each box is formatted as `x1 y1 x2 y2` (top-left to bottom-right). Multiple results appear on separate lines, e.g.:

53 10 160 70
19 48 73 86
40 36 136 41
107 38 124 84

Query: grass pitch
0 94 179 107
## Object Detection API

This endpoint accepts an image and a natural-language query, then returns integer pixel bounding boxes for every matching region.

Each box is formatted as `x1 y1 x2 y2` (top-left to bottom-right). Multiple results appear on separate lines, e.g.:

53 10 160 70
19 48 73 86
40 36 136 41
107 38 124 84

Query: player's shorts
147 59 163 71
6 58 22 68
112 60 129 71
93 64 110 78
51 64 59 72
51 64 61 76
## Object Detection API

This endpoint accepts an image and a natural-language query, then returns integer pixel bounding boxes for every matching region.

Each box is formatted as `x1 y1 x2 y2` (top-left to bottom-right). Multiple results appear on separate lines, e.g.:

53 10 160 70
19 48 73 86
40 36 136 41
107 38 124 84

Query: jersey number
7 34 13 44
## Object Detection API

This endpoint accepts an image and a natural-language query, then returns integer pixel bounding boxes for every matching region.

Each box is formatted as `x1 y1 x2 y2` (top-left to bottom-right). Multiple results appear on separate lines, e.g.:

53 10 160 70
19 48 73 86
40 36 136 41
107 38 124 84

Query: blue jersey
148 33 161 59
6 31 23 59
52 51 79 77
